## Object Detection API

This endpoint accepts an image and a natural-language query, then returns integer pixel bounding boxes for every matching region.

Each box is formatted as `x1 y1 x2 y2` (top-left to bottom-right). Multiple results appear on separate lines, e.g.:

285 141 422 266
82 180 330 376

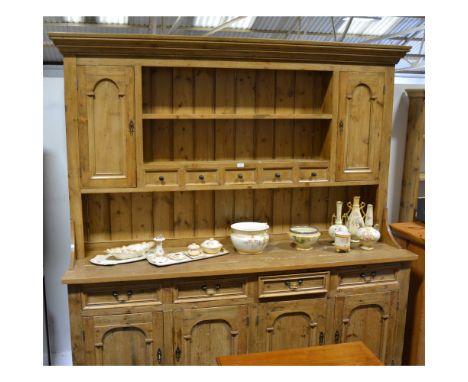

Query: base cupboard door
83 312 163 366
334 291 398 365
257 298 327 352
173 305 248 366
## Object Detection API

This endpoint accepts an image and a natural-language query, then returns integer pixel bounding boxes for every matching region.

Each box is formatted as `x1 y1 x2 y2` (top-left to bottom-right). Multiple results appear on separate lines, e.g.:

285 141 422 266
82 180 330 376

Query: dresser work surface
63 240 416 284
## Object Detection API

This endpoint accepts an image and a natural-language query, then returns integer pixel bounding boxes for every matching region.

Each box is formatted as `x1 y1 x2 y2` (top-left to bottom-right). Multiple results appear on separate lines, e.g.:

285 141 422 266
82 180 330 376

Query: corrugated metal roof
43 16 424 73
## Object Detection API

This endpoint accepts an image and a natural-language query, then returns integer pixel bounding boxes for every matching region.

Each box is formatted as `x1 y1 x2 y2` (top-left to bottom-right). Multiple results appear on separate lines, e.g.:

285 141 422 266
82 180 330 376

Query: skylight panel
64 16 84 23
98 16 128 25
337 16 400 36
194 16 256 30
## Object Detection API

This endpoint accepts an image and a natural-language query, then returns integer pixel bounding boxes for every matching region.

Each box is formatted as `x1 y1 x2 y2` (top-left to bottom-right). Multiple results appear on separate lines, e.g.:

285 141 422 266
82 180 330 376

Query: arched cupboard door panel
173 305 248 366
334 291 398 365
83 312 164 366
257 298 327 352
336 71 385 181
77 66 136 188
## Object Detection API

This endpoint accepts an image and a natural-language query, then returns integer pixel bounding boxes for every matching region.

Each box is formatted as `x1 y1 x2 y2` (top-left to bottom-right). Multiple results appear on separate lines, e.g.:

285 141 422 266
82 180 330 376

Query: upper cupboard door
336 71 385 181
77 66 136 188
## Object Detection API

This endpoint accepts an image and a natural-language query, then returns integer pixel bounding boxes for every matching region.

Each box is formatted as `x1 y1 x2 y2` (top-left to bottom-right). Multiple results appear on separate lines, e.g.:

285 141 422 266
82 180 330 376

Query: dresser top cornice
49 32 410 66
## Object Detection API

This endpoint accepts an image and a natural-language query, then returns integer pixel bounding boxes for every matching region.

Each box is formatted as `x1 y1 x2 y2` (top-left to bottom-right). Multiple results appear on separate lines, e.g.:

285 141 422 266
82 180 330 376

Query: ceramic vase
357 204 381 250
346 196 365 240
328 201 347 240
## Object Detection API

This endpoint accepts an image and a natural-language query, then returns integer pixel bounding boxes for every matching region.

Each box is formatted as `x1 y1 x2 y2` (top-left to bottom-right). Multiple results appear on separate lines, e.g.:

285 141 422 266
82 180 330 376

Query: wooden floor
216 341 384 366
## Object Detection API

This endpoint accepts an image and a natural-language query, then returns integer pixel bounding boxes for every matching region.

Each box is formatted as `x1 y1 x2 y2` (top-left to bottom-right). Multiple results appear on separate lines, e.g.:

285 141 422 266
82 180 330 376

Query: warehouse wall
43 66 72 366
42 67 424 365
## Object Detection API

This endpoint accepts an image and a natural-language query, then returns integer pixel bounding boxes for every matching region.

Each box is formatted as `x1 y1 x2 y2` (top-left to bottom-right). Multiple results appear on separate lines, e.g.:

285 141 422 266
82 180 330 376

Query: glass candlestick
153 234 165 257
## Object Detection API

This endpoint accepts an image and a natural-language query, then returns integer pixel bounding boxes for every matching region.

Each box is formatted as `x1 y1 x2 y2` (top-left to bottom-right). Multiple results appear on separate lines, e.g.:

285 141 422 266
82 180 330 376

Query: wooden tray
147 248 229 267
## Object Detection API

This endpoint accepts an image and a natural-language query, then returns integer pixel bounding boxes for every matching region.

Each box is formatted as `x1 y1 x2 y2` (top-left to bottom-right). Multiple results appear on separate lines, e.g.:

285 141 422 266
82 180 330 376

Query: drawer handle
311 172 317 177
360 272 376 282
198 174 205 181
285 279 303 290
156 348 162 364
237 173 243 180
215 284 221 290
127 290 133 297
275 172 281 178
159 175 165 182
112 291 126 302
201 285 208 291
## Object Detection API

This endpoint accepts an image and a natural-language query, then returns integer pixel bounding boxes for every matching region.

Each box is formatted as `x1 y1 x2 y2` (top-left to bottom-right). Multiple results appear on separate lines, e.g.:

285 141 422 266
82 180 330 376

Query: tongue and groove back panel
142 67 333 163
82 186 377 245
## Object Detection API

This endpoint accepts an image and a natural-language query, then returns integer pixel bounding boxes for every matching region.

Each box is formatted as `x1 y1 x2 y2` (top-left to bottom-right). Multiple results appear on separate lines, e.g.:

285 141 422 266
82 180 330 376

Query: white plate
89 254 147 266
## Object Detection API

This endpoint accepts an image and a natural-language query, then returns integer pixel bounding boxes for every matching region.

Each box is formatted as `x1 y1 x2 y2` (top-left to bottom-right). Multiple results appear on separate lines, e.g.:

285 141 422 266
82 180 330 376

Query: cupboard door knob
319 332 325 345
198 174 205 181
159 175 165 182
129 120 135 135
275 172 281 178
156 348 162 364
175 346 181 362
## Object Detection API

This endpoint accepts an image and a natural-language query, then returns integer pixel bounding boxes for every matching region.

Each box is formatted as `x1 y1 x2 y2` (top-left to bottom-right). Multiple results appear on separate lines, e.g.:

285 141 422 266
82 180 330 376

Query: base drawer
258 272 329 298
82 283 162 310
174 278 248 303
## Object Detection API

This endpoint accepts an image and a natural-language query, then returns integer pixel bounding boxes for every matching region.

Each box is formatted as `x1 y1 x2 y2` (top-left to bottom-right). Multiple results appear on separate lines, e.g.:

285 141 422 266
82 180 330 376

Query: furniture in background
49 33 415 366
390 222 425 365
216 341 383 366
399 90 425 222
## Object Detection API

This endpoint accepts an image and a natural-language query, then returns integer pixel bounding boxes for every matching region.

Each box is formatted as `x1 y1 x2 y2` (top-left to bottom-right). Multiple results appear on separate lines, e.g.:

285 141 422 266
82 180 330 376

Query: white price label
236 162 245 168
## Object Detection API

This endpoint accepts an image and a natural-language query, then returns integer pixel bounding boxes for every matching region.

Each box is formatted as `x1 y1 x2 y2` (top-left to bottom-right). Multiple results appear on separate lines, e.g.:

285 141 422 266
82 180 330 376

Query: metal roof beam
340 17 354 42
167 16 184 35
364 24 425 43
204 16 247 36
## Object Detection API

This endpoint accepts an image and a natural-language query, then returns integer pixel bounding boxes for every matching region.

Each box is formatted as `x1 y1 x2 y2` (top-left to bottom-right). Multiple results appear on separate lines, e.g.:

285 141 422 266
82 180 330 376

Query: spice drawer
225 169 256 185
298 167 328 182
260 167 293 184
258 272 329 299
144 170 179 187
185 169 219 186
338 266 398 288
82 283 162 310
174 278 248 303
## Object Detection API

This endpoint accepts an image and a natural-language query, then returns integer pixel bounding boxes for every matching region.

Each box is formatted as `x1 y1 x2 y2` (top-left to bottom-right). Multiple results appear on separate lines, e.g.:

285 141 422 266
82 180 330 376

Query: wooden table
390 222 425 366
216 342 383 366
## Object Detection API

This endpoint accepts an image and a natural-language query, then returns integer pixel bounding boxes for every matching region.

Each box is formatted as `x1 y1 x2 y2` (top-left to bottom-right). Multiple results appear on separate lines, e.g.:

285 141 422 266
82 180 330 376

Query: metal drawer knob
237 173 243 179
311 172 317 177
159 175 165 182
198 174 205 181
275 172 281 178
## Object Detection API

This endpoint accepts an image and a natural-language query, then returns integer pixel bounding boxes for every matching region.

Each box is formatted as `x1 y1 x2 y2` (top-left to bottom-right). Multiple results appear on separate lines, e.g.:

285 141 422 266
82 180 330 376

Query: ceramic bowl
230 222 269 254
288 226 321 250
200 238 223 254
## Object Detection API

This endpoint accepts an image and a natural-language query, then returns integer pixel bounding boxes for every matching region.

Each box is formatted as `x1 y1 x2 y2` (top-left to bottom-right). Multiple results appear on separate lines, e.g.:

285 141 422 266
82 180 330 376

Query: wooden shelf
62 240 417 285
142 113 333 120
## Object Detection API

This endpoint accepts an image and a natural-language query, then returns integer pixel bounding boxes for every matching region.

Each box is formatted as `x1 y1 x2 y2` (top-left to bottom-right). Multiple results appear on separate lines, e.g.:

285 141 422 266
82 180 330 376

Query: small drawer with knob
298 167 328 183
260 167 293 184
185 169 219 186
337 266 398 289
144 170 179 187
258 272 329 299
81 283 162 310
174 278 248 303
225 169 256 185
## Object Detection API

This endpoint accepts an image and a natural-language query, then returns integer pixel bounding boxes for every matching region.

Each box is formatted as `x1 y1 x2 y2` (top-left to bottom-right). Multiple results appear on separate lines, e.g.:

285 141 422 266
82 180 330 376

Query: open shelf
142 113 333 120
